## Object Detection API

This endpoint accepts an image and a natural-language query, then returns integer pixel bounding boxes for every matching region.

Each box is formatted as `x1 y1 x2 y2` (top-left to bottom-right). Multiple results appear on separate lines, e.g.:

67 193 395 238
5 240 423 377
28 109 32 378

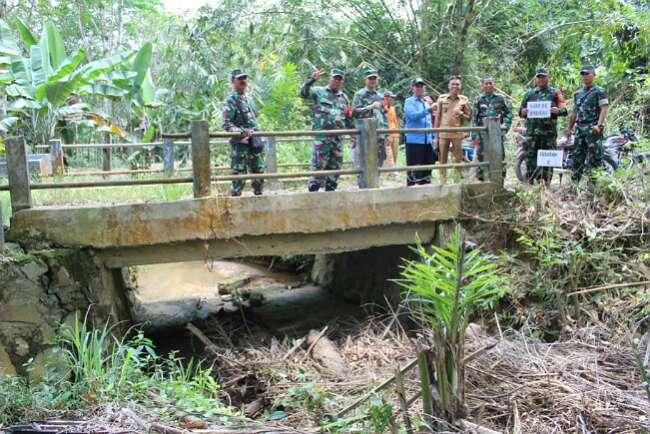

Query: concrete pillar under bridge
310 221 458 304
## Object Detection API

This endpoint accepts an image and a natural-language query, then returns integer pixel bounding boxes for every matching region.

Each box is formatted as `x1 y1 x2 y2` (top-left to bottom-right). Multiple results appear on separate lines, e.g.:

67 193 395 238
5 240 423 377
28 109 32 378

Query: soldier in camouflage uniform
352 68 387 167
222 69 264 196
471 76 513 180
566 65 609 182
518 68 568 183
300 68 353 192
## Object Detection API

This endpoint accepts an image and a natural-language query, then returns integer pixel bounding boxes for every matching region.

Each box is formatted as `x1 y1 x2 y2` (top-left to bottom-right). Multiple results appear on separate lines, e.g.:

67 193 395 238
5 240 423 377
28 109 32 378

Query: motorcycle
514 130 618 183
604 127 647 169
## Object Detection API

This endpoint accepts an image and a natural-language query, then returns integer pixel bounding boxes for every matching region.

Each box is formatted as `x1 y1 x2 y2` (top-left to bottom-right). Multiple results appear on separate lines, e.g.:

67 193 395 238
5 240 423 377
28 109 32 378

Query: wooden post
357 118 379 188
49 139 64 177
264 136 280 190
5 136 32 213
483 117 504 187
163 138 175 175
0 199 4 251
191 120 211 198
102 147 112 174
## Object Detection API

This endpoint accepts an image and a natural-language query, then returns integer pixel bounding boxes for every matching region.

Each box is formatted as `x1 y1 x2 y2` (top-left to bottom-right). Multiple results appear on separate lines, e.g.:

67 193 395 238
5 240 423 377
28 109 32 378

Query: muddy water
131 260 305 329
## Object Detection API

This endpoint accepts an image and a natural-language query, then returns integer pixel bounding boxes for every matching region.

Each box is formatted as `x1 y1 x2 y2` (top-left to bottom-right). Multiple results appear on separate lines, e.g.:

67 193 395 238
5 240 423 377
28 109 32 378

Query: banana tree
0 18 154 145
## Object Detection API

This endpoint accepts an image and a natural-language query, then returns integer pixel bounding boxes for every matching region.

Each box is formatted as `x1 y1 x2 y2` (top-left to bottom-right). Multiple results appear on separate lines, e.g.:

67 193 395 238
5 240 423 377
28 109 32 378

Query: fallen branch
281 336 306 361
186 322 219 355
462 341 498 364
336 358 418 418
150 422 190 434
459 419 504 434
567 280 650 297
394 367 414 434
301 326 328 361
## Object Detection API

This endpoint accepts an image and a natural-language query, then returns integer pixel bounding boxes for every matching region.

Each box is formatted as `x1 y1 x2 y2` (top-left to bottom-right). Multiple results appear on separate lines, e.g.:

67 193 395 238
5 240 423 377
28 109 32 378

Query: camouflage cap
364 68 379 78
231 69 248 80
580 65 596 74
481 76 495 82
330 68 345 78
383 90 396 97
535 67 549 77
410 77 425 86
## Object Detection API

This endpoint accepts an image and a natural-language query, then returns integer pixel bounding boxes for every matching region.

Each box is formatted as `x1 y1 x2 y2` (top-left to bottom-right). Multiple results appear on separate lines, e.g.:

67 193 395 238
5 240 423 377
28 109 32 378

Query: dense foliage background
1 0 648 144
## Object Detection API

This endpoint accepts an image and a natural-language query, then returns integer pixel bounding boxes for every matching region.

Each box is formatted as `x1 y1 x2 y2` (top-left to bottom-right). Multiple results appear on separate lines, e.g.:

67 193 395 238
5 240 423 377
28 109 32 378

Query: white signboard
527 101 551 119
537 150 564 167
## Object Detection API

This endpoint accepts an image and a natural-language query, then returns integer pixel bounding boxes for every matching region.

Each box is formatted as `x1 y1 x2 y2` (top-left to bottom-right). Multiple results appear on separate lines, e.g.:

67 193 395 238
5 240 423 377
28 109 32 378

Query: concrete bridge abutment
0 245 132 377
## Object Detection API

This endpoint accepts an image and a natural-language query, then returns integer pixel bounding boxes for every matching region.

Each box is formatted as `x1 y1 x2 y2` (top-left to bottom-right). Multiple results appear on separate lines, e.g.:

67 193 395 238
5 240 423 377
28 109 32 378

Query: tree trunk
451 0 477 75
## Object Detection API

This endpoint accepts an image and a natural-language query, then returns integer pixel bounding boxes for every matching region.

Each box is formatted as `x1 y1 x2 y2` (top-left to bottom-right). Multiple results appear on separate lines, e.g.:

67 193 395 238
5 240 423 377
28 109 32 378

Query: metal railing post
357 118 379 188
191 120 211 198
163 138 175 175
5 136 32 213
49 139 64 177
102 143 112 175
483 117 504 186
264 136 280 190
0 199 4 251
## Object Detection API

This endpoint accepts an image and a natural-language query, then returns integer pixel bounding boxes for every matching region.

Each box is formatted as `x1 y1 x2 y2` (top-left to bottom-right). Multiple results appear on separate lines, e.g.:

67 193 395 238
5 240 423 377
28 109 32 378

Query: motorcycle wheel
515 154 528 182
601 154 618 174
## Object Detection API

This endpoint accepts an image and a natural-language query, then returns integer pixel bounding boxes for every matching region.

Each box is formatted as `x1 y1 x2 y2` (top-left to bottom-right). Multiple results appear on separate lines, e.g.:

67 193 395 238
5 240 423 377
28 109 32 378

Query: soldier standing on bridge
566 65 609 183
222 69 264 196
518 68 567 183
352 68 387 167
300 68 353 192
471 76 513 180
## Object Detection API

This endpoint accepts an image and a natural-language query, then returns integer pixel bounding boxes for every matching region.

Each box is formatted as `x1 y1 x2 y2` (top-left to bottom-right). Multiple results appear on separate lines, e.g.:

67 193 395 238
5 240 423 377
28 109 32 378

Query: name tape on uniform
527 101 551 119
537 150 563 167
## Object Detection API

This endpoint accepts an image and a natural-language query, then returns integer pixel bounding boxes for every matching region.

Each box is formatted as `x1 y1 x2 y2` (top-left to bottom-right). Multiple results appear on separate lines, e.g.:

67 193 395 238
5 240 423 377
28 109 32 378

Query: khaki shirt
436 93 471 139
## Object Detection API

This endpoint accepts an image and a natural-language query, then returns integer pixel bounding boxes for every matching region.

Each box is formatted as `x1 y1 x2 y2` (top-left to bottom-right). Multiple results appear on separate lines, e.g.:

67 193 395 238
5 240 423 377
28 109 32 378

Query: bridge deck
8 182 498 267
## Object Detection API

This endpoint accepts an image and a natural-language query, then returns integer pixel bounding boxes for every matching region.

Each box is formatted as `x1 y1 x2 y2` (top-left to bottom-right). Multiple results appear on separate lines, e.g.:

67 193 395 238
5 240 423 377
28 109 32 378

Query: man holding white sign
518 68 568 183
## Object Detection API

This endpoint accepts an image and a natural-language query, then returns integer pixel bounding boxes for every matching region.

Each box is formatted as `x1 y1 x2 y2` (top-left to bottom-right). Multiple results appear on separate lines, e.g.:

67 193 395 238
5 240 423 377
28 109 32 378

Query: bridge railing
1 117 503 215
33 136 321 177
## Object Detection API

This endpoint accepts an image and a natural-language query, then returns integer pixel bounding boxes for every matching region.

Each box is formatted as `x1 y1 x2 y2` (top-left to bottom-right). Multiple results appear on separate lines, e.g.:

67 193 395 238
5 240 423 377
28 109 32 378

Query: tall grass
0 314 233 425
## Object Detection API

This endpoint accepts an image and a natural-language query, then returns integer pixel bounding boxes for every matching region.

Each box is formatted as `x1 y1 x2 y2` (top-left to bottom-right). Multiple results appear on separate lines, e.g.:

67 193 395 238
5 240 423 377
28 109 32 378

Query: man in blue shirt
404 77 436 185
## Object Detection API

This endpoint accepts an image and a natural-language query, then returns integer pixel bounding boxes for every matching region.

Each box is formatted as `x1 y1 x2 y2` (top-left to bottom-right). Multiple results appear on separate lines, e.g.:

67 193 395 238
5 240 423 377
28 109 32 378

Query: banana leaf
44 22 66 69
80 83 127 99
10 56 32 88
0 19 20 56
132 42 152 86
0 116 18 132
15 18 37 50
30 44 48 88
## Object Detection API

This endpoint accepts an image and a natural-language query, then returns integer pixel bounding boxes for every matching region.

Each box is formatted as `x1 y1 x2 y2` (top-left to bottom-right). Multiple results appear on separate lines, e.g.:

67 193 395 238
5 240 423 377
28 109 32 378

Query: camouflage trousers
572 127 603 183
526 133 556 183
230 141 265 196
309 136 343 192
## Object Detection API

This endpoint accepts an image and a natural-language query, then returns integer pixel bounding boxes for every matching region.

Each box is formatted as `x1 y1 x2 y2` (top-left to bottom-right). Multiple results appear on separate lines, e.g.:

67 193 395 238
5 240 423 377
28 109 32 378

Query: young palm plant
398 226 507 425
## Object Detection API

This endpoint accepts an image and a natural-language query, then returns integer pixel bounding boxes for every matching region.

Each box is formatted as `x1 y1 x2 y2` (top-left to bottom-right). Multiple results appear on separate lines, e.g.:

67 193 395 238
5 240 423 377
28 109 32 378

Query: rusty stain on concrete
8 183 496 250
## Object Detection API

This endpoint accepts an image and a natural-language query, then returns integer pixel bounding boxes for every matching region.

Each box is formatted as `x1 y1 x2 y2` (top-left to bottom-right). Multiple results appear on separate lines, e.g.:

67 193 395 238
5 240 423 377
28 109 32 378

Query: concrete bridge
3 118 506 264
7 182 499 268
0 120 508 375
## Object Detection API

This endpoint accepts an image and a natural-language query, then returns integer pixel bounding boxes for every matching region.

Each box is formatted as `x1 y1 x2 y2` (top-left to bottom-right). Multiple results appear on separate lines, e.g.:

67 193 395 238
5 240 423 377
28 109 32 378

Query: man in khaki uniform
434 75 471 180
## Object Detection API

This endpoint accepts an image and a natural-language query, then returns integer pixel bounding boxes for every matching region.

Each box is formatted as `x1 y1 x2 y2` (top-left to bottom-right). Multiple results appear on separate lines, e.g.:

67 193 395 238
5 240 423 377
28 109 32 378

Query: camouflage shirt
352 88 388 125
573 85 608 131
471 93 513 138
519 86 568 136
300 79 353 131
223 91 258 143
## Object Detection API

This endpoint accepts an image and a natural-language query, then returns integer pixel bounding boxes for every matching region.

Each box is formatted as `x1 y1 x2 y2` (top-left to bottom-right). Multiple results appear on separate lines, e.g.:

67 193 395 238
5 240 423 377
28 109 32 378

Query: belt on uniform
576 121 594 125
